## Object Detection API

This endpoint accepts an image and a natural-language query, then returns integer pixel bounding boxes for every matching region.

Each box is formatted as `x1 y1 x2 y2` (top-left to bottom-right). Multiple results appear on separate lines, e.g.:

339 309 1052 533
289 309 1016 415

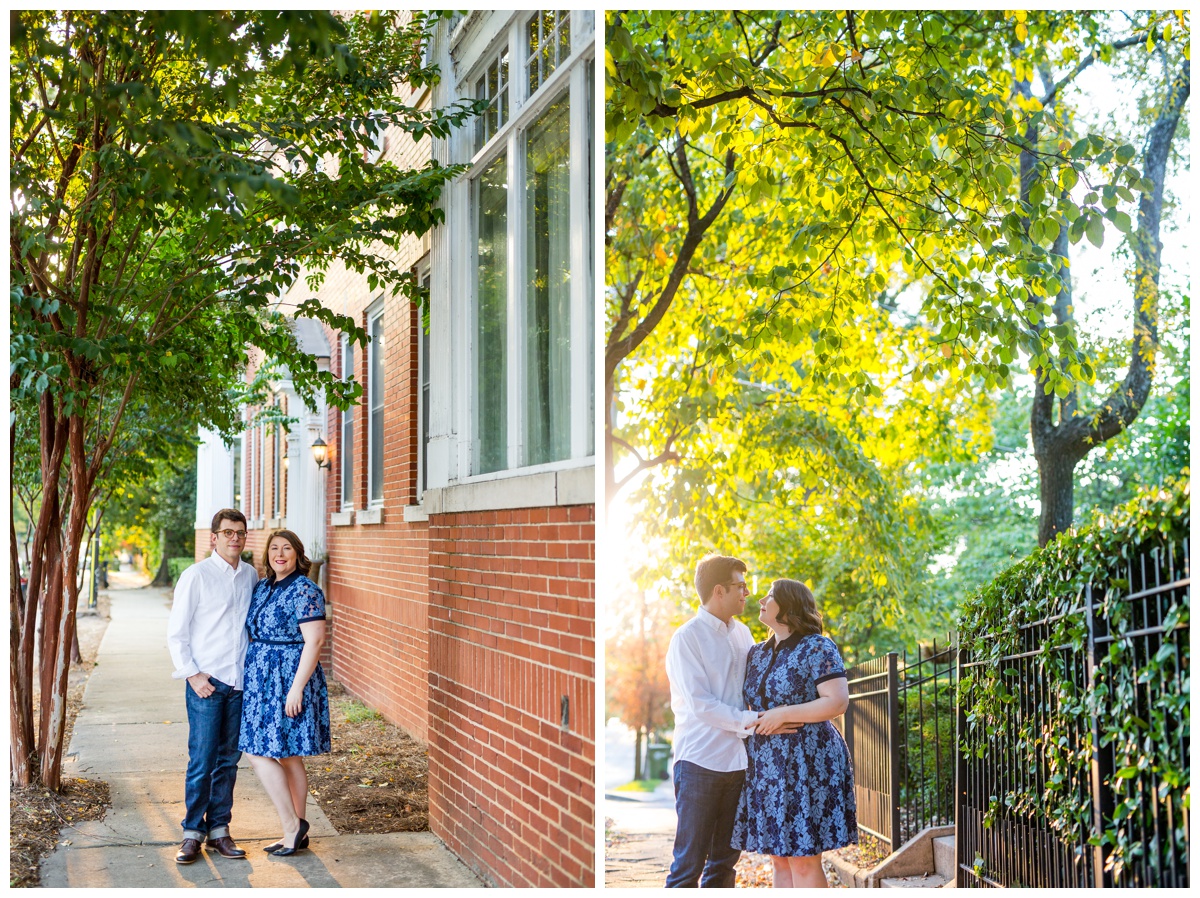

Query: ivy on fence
957 475 1189 880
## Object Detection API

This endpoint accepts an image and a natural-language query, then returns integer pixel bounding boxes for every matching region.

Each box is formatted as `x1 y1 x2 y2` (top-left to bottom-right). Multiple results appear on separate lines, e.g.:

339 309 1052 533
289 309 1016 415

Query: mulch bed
9 778 111 887
305 680 430 833
9 596 112 887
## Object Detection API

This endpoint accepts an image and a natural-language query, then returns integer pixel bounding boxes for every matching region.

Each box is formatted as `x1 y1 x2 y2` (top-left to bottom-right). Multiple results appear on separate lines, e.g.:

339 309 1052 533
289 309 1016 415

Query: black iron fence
838 640 958 851
956 538 1190 888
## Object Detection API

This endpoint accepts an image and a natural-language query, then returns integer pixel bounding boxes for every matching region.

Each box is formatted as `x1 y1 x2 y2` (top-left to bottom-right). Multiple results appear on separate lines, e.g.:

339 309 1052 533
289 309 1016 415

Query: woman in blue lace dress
731 578 856 887
239 529 330 856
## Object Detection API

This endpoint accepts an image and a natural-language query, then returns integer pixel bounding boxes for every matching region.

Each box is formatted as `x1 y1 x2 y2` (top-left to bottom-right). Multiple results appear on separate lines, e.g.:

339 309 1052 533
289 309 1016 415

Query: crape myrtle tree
605 12 1188 626
10 10 482 789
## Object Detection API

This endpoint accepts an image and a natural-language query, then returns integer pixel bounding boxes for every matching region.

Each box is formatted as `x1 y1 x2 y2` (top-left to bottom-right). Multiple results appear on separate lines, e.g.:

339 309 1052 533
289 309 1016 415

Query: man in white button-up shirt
167 508 258 865
664 554 761 887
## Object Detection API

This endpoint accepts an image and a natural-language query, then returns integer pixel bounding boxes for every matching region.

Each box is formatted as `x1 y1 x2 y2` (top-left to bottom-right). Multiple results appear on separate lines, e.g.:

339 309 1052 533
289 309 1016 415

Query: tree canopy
9 10 480 788
604 10 1188 652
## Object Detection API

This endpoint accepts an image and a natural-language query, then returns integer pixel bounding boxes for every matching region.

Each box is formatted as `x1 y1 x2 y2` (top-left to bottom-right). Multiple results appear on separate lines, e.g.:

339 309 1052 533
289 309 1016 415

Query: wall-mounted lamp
311 437 331 469
282 455 290 472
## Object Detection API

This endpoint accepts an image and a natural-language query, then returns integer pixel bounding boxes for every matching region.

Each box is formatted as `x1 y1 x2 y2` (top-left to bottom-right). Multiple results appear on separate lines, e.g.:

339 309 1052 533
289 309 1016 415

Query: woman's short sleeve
294 577 326 623
813 636 847 685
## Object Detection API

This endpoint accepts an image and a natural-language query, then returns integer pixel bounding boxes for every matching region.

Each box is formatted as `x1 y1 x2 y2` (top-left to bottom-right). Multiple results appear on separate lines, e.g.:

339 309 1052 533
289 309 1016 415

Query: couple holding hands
665 554 858 888
166 509 330 864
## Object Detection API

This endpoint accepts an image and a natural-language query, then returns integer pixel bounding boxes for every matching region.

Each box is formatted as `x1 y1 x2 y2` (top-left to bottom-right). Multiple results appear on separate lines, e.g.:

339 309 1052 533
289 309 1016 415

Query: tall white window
367 301 385 506
525 10 570 95
257 423 267 521
467 11 593 476
273 419 283 518
474 154 508 474
231 436 243 511
340 334 355 509
475 47 509 152
417 266 432 497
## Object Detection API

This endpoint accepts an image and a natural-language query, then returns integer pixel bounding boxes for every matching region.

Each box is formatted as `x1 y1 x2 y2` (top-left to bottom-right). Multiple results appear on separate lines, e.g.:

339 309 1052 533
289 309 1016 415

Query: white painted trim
556 464 595 506
365 298 386 508
433 10 595 488
569 60 589 459
424 463 595 515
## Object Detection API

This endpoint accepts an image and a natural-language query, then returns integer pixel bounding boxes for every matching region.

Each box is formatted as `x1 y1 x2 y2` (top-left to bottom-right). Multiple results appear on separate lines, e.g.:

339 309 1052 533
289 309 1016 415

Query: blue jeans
182 677 243 840
667 760 745 888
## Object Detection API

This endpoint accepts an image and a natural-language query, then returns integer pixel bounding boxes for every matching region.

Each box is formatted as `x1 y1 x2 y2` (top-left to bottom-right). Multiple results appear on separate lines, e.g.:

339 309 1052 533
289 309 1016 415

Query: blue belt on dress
249 637 305 645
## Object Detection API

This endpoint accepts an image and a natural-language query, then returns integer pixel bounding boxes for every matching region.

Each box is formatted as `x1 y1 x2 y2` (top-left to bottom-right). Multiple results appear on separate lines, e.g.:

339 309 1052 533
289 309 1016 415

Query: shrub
958 476 1189 881
167 557 194 584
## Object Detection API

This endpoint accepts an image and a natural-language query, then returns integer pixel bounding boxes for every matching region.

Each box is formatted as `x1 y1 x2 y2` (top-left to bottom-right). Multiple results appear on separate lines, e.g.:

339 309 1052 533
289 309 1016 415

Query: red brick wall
427 503 596 888
320 276 432 741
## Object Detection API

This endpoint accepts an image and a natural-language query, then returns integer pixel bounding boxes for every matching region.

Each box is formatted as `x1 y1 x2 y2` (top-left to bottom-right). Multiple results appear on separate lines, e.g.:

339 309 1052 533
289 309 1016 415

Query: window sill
403 505 429 523
248 519 266 530
357 507 384 526
424 462 594 515
330 511 354 527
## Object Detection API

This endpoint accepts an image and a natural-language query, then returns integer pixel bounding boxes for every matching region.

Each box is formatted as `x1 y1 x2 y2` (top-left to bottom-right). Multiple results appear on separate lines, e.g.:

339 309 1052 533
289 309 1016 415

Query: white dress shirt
167 552 257 690
666 606 760 772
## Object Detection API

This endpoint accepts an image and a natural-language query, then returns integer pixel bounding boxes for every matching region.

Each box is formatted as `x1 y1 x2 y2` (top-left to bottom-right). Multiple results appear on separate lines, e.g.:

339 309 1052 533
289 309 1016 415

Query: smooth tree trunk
633 727 644 781
152 526 173 587
10 497 34 786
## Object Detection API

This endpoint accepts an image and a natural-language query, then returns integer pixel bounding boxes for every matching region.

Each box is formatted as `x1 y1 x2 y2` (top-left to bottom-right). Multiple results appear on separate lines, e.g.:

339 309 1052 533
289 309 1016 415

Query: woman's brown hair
770 578 822 637
262 529 312 582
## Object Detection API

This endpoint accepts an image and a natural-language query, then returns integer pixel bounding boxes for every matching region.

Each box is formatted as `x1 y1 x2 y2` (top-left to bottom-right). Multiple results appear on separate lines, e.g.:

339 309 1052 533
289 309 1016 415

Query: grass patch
613 778 665 793
343 699 384 726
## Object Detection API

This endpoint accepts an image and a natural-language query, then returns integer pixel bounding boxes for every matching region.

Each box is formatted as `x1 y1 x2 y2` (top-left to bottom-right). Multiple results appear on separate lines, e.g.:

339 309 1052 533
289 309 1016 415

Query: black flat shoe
263 834 308 852
271 818 310 857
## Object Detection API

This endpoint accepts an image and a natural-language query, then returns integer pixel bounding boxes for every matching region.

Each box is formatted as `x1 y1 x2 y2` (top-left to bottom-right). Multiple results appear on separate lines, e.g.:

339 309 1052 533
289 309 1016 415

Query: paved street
42 581 481 888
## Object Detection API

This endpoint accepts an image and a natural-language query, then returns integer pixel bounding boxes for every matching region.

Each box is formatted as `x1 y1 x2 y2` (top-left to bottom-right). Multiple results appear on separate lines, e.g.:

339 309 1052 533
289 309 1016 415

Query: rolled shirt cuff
172 663 200 680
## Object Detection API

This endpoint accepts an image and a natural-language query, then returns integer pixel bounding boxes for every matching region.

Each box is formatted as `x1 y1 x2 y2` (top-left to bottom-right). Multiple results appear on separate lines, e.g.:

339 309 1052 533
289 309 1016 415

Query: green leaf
1085 214 1104 248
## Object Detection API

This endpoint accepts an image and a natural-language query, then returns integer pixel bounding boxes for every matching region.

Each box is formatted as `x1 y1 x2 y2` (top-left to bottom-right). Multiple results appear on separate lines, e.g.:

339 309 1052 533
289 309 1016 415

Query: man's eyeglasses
215 529 247 539
725 581 750 592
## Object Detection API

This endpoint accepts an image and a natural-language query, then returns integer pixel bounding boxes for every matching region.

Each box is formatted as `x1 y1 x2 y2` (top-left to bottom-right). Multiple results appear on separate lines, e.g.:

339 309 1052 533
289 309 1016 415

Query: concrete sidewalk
602 720 676 887
42 583 482 888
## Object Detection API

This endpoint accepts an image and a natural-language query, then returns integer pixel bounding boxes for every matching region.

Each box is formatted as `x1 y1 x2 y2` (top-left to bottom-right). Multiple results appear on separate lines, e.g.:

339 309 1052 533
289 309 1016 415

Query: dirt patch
834 831 890 870
305 680 430 834
9 592 114 888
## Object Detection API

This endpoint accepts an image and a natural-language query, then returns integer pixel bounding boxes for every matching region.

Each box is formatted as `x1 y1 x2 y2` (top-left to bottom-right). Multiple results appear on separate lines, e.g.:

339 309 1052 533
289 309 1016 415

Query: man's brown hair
210 508 248 531
694 554 748 604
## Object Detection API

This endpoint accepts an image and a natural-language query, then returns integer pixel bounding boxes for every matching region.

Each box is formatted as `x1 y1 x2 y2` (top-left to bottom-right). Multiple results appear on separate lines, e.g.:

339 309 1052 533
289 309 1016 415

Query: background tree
605 10 1188 648
9 10 482 789
605 589 674 780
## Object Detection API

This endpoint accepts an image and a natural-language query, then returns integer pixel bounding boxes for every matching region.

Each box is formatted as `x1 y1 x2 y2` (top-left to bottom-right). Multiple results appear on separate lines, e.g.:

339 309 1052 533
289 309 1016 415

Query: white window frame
231 435 244 511
257 422 267 523
339 333 355 511
366 298 386 508
459 10 594 479
272 417 283 519
416 261 432 501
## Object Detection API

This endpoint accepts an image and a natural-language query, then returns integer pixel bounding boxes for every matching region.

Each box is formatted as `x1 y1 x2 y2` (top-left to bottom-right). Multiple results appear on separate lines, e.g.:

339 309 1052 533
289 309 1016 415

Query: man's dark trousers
181 677 243 840
666 759 745 887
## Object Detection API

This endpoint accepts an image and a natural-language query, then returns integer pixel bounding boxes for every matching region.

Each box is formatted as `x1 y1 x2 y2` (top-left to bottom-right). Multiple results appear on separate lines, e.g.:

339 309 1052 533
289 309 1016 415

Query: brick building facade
194 10 595 887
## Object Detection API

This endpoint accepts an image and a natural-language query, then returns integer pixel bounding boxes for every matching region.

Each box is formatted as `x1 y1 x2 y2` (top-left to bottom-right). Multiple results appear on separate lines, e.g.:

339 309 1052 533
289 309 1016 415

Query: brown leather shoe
208 835 247 858
176 838 202 865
